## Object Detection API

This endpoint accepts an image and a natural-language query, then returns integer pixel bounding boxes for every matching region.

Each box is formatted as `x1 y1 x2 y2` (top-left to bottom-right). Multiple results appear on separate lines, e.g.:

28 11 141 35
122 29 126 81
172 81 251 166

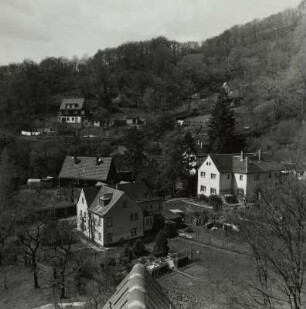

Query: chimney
258 150 262 162
240 150 245 161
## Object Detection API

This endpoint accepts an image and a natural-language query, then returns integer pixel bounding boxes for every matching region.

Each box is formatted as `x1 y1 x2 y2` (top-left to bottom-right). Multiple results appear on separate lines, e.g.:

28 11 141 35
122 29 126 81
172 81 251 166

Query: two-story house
198 151 283 197
59 98 88 124
77 185 144 246
117 181 163 232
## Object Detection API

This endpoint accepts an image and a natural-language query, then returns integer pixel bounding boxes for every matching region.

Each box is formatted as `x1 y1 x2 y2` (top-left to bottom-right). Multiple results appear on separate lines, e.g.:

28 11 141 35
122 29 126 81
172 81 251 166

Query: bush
153 229 169 257
132 239 146 257
198 194 209 203
208 195 223 212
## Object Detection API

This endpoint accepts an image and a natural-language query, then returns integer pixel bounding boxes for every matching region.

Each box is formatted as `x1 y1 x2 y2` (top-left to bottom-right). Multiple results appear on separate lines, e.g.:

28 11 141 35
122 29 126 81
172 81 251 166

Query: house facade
59 98 87 124
77 185 144 246
117 181 163 232
198 151 283 197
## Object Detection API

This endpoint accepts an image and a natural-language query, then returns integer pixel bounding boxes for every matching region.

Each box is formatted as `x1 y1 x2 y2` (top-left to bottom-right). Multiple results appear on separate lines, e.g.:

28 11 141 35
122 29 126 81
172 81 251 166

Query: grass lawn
156 237 255 309
0 264 88 309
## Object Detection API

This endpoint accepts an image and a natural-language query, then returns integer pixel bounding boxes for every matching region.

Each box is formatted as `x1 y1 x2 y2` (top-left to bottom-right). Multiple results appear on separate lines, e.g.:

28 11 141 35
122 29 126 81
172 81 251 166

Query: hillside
0 1 305 159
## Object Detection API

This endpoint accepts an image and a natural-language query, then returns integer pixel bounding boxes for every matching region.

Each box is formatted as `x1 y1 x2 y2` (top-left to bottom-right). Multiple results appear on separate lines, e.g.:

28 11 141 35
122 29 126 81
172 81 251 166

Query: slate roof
103 263 173 309
117 181 161 202
82 187 100 206
58 156 113 181
60 98 85 110
208 153 283 174
89 186 124 217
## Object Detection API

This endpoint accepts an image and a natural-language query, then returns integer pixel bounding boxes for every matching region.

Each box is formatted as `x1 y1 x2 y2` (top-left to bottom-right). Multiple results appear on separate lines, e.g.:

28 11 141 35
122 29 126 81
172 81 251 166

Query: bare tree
237 178 306 309
47 219 85 299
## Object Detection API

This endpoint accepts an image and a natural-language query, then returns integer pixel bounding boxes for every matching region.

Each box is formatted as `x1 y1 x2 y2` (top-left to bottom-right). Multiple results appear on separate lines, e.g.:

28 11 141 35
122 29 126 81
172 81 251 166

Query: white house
77 186 144 246
197 151 283 197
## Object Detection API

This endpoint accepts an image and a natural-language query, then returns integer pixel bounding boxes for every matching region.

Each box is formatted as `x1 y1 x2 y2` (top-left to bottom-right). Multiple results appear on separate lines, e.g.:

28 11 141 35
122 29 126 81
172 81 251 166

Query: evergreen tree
207 85 239 153
153 230 169 257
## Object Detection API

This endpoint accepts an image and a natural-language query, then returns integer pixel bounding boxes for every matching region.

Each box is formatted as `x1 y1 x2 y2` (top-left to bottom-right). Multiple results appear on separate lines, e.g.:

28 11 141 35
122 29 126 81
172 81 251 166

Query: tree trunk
32 255 40 289
60 269 66 299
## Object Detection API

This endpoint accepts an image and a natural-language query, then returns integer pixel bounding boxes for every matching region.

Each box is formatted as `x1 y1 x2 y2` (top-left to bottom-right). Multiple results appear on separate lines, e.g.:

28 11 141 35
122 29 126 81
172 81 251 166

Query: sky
0 0 301 65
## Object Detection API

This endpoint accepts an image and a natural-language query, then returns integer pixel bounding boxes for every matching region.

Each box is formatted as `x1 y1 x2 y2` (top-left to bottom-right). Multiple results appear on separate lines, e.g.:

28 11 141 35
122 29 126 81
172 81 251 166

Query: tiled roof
58 156 113 181
82 187 101 206
208 153 283 174
60 98 85 110
210 154 234 173
103 263 173 309
118 181 160 202
89 186 124 216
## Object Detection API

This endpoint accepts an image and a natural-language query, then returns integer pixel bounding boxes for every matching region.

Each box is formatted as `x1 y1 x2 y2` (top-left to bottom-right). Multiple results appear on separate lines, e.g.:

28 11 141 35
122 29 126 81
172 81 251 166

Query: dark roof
58 156 113 181
60 98 85 110
82 187 100 205
210 154 234 173
117 181 161 202
103 263 173 309
208 153 283 174
89 186 124 216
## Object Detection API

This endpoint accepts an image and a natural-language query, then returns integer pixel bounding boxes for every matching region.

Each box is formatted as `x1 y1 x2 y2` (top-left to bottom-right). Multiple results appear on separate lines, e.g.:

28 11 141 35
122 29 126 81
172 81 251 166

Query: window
98 233 102 241
84 212 87 218
206 162 211 166
227 174 231 180
211 173 216 179
201 172 206 177
268 173 272 178
254 175 260 181
71 117 75 121
80 210 82 217
122 201 127 208
239 175 243 180
130 213 139 221
106 217 112 227
98 217 101 226
106 233 112 242
131 228 137 236
200 185 206 192
210 188 217 195
82 197 85 204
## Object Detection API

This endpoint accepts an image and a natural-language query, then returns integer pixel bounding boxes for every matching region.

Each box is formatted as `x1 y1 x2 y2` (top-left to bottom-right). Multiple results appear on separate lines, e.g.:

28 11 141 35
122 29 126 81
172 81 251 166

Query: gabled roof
103 263 173 309
209 154 234 173
81 187 100 206
117 181 161 202
89 186 124 216
58 156 113 181
60 98 85 110
206 153 283 174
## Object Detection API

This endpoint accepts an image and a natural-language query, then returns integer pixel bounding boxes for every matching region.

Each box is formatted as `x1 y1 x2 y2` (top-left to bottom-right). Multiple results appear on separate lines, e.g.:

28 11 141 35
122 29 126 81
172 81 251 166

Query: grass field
156 237 255 309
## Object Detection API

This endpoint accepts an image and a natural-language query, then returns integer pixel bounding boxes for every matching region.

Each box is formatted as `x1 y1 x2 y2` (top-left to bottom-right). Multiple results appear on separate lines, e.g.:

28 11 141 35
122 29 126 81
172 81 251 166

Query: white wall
197 156 221 196
77 190 90 238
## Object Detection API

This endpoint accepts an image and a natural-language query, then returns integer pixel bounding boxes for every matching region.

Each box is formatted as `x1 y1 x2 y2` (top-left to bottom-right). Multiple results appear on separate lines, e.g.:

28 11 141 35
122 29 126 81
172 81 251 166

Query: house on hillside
103 263 173 309
58 156 118 188
77 185 144 246
58 98 88 125
118 181 163 232
197 151 283 197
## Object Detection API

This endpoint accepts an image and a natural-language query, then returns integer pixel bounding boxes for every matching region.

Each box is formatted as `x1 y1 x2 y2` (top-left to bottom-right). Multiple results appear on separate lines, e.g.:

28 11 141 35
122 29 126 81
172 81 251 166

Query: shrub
208 195 223 212
153 229 169 257
198 194 209 203
132 239 146 257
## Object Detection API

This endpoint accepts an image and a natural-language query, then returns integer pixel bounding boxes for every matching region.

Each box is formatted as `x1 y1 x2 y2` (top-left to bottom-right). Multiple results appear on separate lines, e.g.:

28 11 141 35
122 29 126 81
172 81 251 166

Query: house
58 156 118 188
197 151 283 197
77 185 144 246
103 263 173 309
117 181 163 232
58 98 87 125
